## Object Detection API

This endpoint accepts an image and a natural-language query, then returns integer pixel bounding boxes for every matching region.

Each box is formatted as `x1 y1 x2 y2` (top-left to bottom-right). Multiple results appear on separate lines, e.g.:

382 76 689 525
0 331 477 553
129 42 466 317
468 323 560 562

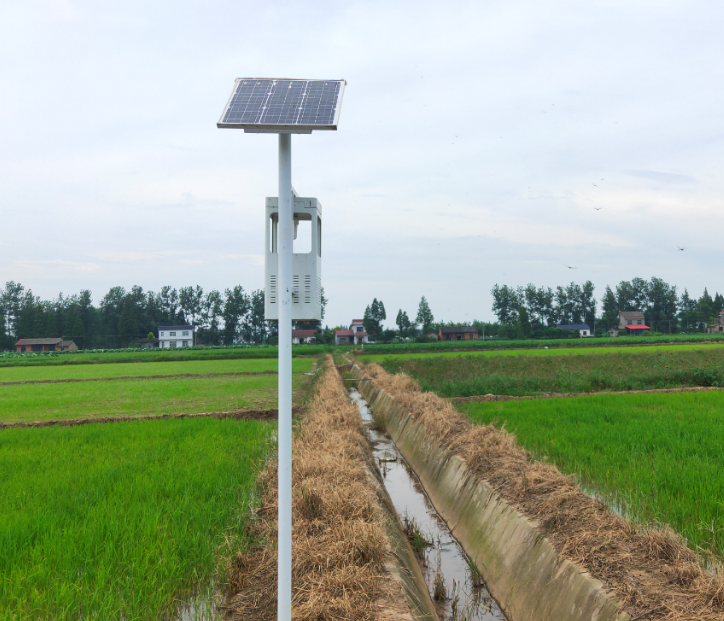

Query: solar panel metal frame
217 78 346 133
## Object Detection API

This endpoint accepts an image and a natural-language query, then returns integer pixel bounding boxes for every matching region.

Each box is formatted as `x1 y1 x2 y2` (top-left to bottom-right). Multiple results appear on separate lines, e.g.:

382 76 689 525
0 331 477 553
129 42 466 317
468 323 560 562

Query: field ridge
0 370 286 386
0 407 297 429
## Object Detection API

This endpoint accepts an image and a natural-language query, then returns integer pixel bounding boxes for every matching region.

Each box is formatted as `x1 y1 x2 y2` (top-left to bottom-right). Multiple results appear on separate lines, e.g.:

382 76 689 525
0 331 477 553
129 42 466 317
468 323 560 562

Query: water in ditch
349 388 508 621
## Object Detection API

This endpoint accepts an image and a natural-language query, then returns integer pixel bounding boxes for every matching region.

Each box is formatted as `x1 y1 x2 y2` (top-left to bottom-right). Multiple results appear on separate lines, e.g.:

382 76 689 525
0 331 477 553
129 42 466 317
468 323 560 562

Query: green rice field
360 342 724 362
372 345 724 396
0 373 306 423
0 356 314 382
460 390 724 557
0 357 316 423
357 332 724 355
0 417 273 620
0 344 325 368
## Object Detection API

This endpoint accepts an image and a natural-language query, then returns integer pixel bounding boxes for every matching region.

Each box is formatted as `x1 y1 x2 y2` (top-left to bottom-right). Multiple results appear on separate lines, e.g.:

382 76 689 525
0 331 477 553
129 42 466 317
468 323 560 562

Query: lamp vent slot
304 275 312 303
269 275 277 304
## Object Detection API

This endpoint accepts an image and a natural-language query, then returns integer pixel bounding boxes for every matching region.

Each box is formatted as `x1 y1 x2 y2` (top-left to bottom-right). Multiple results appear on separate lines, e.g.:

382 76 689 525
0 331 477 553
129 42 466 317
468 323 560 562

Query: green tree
242 290 267 344
647 277 678 331
714 293 724 316
363 298 386 341
199 289 223 345
1 281 27 338
118 296 139 347
179 285 204 329
395 309 413 338
70 314 85 349
579 281 597 327
678 289 697 329
100 286 126 348
517 305 532 339
698 288 716 324
0 314 11 350
601 285 618 329
490 285 520 324
416 296 435 334
223 286 249 344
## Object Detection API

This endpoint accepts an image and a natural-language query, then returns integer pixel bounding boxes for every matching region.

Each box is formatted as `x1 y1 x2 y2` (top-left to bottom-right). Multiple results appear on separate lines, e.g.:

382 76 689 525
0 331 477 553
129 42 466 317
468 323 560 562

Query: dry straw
362 362 724 621
223 359 414 620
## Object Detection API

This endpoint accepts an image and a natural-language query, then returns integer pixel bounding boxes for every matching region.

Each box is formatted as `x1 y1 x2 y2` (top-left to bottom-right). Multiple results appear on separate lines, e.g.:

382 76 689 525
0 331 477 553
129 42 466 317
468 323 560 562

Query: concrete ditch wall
351 365 630 621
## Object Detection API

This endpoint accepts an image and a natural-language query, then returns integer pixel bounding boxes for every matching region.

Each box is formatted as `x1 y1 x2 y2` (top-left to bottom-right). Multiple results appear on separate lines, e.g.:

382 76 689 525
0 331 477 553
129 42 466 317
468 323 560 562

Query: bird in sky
677 246 687 251
592 183 598 187
593 207 602 211
565 265 577 269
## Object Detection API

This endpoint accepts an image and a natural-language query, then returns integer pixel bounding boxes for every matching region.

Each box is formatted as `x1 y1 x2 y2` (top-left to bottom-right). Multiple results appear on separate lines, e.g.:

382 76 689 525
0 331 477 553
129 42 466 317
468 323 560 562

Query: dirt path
0 407 297 429
0 370 282 386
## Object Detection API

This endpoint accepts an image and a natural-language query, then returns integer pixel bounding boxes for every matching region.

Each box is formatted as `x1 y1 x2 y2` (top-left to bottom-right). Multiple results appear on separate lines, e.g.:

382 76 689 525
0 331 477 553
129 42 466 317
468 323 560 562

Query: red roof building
292 329 317 344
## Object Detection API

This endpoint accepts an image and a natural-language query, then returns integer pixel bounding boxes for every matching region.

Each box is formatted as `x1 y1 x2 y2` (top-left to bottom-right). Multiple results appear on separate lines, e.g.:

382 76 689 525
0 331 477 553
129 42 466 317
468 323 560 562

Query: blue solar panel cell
218 78 345 132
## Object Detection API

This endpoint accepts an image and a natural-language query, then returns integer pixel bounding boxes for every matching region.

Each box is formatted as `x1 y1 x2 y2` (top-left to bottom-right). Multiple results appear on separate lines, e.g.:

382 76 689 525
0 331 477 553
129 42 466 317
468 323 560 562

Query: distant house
335 320 371 345
557 324 592 338
130 337 159 349
292 329 316 344
425 333 439 341
334 329 354 345
608 311 649 336
158 325 194 348
438 326 478 341
707 310 724 334
15 338 78 353
350 319 370 344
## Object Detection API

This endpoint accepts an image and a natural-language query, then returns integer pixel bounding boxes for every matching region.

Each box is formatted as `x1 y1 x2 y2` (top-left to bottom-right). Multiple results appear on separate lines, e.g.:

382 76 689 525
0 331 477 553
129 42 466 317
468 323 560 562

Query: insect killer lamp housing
265 196 322 321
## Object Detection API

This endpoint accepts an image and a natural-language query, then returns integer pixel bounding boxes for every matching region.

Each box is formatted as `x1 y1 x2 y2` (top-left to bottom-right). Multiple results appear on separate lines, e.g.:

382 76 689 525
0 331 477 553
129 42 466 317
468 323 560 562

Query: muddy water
349 389 507 621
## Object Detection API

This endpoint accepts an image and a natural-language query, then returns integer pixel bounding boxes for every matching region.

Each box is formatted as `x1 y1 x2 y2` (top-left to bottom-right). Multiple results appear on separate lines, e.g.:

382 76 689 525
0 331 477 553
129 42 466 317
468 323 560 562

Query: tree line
491 277 723 337
0 282 330 350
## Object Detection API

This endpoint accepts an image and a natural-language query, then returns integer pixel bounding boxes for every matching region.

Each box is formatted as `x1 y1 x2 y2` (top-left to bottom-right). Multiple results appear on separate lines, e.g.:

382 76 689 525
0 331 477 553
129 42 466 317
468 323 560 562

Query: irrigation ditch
345 360 724 621
348 384 507 620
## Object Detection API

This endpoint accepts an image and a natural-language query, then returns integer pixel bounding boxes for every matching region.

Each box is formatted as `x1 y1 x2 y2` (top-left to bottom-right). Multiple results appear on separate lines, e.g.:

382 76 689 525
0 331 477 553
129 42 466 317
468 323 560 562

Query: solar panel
217 78 346 133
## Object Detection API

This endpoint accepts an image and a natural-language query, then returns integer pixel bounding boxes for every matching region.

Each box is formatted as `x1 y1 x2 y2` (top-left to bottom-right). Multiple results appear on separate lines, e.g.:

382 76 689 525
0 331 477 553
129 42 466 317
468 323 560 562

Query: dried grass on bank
362 362 724 621
223 361 411 621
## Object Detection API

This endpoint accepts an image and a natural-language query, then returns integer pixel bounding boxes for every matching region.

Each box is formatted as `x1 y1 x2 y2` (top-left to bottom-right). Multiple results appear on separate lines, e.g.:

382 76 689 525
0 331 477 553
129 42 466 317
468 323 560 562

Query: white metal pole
277 132 293 621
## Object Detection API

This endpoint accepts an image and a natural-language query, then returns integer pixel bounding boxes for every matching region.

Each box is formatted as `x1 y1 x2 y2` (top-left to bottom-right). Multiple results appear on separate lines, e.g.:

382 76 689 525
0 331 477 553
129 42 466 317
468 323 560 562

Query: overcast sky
2 0 723 328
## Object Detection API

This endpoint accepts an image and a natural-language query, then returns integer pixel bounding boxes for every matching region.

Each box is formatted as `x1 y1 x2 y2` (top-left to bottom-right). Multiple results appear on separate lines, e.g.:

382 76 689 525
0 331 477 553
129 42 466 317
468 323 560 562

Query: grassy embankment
460 391 724 558
374 345 724 396
0 418 273 620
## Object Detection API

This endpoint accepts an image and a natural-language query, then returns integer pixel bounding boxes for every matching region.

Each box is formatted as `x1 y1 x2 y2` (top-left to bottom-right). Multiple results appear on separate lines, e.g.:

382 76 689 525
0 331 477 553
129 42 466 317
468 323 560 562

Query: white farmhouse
158 325 194 348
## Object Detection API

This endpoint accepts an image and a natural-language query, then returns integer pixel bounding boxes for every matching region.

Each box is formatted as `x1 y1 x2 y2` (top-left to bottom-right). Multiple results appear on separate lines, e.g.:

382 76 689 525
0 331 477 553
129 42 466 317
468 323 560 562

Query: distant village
3 277 723 351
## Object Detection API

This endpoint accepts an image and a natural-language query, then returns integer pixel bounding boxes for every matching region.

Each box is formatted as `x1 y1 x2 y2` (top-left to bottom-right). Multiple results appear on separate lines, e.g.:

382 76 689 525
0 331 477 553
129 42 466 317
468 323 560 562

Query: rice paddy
460 391 724 558
0 344 325 368
0 373 311 423
0 356 313 382
374 345 724 396
0 417 273 620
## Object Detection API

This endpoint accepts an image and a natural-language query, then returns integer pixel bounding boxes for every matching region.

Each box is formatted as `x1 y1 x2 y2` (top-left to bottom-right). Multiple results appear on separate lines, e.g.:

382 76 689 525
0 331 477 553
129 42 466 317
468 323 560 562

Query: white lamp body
265 196 322 321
